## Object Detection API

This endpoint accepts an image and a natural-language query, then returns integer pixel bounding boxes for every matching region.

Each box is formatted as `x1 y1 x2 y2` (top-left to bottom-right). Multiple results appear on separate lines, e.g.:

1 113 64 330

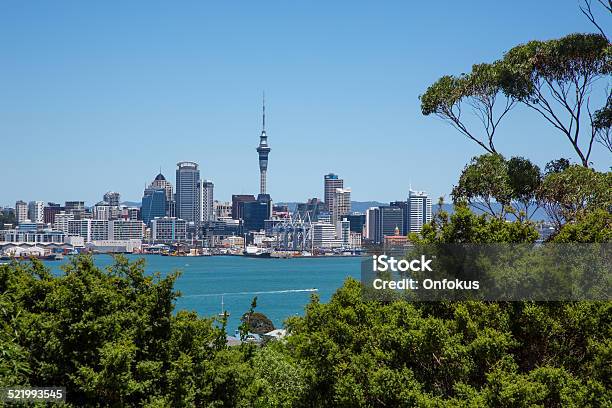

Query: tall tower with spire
256 93 271 195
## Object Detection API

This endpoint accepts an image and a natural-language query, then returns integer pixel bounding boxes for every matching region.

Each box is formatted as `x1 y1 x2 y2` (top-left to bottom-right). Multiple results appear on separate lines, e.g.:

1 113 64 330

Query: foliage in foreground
1 203 610 407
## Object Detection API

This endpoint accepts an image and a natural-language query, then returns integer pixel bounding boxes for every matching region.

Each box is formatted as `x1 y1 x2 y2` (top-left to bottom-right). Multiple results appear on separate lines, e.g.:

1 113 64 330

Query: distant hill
121 201 141 208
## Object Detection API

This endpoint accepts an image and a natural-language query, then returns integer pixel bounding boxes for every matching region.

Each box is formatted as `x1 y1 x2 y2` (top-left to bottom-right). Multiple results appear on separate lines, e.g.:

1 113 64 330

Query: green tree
500 33 611 166
420 62 516 154
452 154 541 220
537 164 612 229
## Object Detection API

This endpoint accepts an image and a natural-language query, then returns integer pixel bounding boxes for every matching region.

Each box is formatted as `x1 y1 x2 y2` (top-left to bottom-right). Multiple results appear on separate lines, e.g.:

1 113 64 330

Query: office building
214 201 232 219
103 191 121 207
242 194 271 232
407 190 433 234
312 222 339 249
345 213 366 235
336 218 350 247
331 188 351 223
141 187 167 226
93 201 111 220
324 173 343 211
232 195 256 220
175 161 200 223
44 203 64 225
150 172 174 216
53 212 74 233
365 207 380 243
376 205 404 244
27 201 45 224
199 180 214 222
15 201 28 224
109 219 144 240
64 201 85 212
68 219 109 242
151 217 187 242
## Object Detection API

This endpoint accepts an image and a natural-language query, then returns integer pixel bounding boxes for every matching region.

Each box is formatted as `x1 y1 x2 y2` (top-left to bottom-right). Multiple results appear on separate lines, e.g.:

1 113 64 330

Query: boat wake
183 288 319 298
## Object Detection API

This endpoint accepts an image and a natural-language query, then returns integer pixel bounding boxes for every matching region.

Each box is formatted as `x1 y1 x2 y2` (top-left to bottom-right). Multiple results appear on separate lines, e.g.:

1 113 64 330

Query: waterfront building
331 188 351 223
407 190 433 234
27 201 45 224
175 161 200 223
0 227 66 244
68 219 109 242
232 195 256 220
242 194 272 232
141 187 167 226
53 212 74 233
312 222 339 249
384 225 410 249
349 231 362 249
324 173 343 212
109 219 145 241
15 201 28 224
151 217 187 242
199 180 214 222
93 201 111 220
44 203 64 225
336 218 351 247
256 95 271 195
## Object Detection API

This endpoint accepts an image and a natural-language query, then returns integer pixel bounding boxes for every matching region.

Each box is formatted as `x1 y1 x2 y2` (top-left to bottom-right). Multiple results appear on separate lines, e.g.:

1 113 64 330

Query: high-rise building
378 205 404 243
232 195 256 220
324 173 344 211
331 188 351 223
345 213 366 235
141 188 167 226
27 201 44 223
103 192 121 207
150 172 174 216
44 203 64 225
93 201 111 220
151 217 187 241
15 201 28 224
242 194 271 232
256 95 271 195
366 207 380 243
199 180 214 222
407 190 433 234
68 219 109 242
336 218 350 247
175 161 200 223
64 201 85 212
296 198 325 221
53 212 74 233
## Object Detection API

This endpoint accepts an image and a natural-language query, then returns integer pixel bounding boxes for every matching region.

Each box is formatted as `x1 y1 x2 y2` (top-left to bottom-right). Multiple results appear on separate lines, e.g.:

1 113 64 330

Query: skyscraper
407 190 433 234
331 188 351 223
199 180 214 222
15 201 27 224
324 173 344 211
256 95 271 195
150 172 174 216
175 161 200 223
141 187 167 226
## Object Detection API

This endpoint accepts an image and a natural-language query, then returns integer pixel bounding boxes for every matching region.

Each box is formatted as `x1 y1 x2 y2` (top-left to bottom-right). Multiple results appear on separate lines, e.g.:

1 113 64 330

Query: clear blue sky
1 1 609 206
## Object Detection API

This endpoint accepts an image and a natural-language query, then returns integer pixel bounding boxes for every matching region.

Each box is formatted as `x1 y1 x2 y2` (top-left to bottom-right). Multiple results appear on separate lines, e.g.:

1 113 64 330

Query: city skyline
1 1 610 206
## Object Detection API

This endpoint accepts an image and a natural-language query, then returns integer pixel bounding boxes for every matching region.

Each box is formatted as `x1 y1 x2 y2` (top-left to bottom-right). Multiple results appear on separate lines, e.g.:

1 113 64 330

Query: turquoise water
43 255 361 331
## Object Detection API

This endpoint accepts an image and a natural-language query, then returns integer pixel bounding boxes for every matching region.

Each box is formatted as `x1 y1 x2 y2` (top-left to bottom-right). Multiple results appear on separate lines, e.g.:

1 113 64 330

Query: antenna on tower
262 91 266 131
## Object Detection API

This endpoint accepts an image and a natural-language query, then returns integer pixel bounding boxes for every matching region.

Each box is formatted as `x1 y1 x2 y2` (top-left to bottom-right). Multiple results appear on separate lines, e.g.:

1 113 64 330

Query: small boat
218 296 230 317
243 245 272 258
